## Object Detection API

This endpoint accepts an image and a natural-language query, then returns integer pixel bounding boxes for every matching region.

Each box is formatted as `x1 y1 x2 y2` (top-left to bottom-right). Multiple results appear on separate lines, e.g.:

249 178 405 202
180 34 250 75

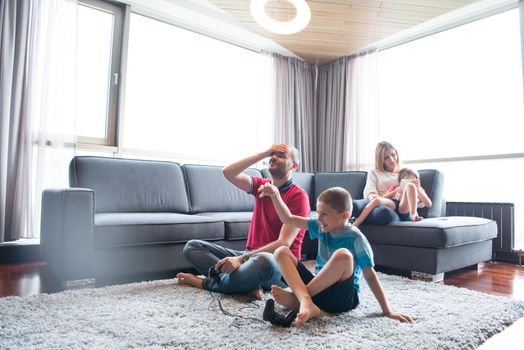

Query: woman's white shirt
363 169 399 198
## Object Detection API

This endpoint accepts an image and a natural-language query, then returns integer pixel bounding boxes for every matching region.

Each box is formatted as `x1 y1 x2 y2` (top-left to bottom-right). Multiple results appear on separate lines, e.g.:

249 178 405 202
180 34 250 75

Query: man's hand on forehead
270 151 288 159
269 144 290 158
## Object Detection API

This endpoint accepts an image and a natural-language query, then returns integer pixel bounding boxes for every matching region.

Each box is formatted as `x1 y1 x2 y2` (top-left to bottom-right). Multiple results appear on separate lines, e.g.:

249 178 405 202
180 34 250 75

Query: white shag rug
1 272 523 350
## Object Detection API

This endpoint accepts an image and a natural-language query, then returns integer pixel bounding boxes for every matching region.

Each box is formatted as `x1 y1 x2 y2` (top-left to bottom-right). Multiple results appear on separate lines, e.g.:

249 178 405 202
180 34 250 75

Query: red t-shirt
246 176 310 260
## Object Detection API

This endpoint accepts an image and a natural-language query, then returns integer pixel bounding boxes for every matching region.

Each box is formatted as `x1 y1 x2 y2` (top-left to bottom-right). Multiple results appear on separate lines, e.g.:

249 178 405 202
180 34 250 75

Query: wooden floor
1 261 523 348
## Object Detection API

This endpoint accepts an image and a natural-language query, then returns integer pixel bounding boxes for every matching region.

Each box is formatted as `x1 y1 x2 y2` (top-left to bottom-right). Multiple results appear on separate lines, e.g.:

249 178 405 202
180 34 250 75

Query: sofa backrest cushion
418 169 445 218
293 172 315 209
70 156 190 214
183 164 261 213
314 171 368 210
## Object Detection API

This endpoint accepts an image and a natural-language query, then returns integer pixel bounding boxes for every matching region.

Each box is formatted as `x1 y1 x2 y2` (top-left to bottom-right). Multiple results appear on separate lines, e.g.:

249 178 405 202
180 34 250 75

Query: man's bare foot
294 299 321 327
176 272 204 289
249 288 265 301
271 285 299 309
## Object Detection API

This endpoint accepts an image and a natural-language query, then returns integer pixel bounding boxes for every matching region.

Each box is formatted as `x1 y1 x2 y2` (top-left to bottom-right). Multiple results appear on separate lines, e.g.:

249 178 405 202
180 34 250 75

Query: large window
378 8 524 248
122 14 273 164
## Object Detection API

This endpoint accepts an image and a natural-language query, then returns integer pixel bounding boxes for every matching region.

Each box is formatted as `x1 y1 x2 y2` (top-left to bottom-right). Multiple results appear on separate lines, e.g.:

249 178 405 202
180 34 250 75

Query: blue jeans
352 198 399 225
183 239 287 294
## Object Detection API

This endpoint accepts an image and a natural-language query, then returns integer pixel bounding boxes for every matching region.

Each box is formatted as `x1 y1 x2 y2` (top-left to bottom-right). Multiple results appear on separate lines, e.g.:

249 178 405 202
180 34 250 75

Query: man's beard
268 163 288 179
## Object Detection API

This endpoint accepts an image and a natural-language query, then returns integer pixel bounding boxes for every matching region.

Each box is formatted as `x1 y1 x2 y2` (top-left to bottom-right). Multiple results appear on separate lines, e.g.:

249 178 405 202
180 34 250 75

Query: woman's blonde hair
375 141 400 172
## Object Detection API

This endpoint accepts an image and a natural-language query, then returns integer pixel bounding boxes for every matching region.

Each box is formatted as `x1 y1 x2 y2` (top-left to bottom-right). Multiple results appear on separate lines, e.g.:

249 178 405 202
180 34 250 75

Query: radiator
446 202 515 258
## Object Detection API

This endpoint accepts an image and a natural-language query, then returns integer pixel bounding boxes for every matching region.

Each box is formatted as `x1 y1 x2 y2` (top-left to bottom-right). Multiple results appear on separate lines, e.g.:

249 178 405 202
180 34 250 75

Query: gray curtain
0 0 33 242
272 53 317 172
316 57 348 172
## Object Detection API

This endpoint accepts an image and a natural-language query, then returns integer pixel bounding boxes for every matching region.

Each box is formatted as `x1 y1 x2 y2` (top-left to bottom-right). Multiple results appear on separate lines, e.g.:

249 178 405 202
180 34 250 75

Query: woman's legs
353 197 396 227
354 198 399 225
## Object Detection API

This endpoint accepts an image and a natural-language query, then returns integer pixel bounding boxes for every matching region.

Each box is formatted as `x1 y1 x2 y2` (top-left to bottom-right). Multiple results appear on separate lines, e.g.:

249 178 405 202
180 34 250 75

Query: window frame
117 11 273 164
76 0 125 148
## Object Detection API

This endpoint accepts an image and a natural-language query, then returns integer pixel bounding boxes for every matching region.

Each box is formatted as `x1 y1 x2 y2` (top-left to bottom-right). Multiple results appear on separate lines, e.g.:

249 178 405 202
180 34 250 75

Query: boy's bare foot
294 299 321 327
176 272 204 289
271 285 299 309
249 288 265 300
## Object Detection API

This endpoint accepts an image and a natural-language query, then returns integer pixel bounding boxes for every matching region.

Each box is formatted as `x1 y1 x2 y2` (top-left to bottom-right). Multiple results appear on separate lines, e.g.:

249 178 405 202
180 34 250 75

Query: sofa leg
410 271 444 282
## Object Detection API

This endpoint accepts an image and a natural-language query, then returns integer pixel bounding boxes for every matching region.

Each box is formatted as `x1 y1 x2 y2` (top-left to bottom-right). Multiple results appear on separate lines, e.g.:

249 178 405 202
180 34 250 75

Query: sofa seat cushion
197 212 252 240
94 213 224 248
361 216 497 249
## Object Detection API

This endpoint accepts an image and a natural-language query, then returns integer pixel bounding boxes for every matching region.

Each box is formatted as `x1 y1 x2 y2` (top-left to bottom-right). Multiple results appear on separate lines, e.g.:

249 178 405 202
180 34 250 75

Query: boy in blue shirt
258 184 413 326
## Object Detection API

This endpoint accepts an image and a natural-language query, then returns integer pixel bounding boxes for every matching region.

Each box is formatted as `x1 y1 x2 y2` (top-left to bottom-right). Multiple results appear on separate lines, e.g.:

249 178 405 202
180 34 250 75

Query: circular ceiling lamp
250 0 311 35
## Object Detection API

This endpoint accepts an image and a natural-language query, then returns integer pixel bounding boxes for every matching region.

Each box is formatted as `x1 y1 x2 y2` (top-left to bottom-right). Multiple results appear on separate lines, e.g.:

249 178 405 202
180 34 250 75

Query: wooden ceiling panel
207 0 479 65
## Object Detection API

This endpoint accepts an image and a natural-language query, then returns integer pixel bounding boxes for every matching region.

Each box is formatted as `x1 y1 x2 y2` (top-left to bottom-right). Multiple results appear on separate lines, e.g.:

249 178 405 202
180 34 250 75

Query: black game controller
208 266 221 283
263 299 298 327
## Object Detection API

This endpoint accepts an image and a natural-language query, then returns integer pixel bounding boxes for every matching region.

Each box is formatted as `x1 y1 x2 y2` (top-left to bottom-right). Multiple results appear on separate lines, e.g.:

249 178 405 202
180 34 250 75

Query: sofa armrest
40 188 95 281
419 169 445 218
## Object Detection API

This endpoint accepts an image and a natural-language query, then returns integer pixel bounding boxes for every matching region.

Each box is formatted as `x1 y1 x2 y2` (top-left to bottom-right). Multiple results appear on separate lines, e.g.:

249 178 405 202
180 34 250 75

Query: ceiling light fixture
249 0 311 35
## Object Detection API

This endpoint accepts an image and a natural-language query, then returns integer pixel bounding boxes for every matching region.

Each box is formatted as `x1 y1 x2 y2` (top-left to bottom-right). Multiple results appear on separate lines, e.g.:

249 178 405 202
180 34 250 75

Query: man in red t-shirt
177 144 310 299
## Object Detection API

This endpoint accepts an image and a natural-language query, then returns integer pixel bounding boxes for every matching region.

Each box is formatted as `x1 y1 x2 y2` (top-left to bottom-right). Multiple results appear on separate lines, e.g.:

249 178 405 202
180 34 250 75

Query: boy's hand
385 311 415 323
258 182 278 198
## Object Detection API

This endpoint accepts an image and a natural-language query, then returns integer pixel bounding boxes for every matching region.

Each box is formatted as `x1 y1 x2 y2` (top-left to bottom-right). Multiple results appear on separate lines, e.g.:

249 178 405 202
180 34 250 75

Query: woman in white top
364 141 401 199
352 141 401 225
353 167 433 227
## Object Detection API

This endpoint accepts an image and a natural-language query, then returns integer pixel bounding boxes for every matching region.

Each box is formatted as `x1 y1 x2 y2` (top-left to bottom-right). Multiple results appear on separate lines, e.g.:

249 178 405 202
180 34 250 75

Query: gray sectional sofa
40 156 497 284
295 170 497 281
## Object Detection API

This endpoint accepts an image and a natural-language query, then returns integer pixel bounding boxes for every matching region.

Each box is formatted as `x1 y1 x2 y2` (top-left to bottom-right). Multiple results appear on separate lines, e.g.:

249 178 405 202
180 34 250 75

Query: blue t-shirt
307 218 374 292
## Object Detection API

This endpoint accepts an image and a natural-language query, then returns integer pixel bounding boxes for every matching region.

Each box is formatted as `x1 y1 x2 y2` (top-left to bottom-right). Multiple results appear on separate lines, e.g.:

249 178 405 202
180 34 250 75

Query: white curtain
27 0 78 238
344 50 379 171
0 0 78 242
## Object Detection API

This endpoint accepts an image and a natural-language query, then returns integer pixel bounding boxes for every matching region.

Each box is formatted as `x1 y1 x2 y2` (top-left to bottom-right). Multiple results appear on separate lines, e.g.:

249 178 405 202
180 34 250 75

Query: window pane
378 9 524 160
409 158 524 249
123 14 272 164
76 4 114 139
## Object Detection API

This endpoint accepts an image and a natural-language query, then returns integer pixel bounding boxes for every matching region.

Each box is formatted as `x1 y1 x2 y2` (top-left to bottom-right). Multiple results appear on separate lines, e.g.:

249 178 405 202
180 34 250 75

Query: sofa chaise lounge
40 156 497 284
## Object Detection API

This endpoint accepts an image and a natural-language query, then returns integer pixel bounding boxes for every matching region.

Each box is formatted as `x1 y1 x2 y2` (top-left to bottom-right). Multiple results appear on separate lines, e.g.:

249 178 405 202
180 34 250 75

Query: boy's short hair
317 187 352 214
398 168 419 181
